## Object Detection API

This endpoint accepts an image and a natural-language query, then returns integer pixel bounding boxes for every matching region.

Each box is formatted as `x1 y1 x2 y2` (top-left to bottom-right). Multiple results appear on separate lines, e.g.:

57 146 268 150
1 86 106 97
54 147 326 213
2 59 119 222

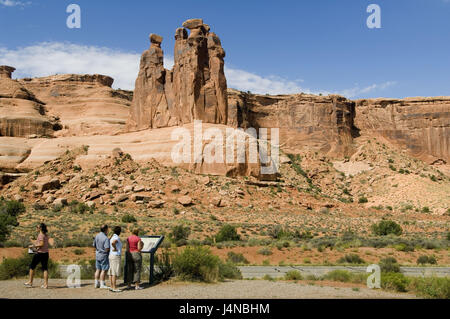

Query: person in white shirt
108 226 123 292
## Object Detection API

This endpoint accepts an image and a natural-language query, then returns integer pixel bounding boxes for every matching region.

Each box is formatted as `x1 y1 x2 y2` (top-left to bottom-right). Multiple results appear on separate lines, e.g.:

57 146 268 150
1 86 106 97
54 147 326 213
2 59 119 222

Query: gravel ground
0 279 417 299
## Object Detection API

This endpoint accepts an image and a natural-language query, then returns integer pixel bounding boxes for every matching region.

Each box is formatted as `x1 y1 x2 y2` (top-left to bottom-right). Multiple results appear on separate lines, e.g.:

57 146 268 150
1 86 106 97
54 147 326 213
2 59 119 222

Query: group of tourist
23 223 144 293
94 224 144 292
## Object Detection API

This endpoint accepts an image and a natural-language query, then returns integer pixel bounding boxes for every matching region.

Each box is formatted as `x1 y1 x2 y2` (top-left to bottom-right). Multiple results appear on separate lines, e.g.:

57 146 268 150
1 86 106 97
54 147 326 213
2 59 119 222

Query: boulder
178 196 193 206
182 18 204 29
32 176 61 193
131 194 151 203
115 194 128 203
147 200 165 209
53 198 68 207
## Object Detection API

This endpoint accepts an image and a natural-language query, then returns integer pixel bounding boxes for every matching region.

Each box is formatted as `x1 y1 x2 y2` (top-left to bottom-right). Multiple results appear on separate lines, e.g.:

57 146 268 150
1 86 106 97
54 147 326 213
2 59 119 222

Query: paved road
238 266 450 279
59 265 450 279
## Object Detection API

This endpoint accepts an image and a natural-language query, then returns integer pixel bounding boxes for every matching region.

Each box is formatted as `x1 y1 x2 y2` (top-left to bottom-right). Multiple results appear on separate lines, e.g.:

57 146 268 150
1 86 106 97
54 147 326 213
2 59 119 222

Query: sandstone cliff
19 74 132 137
127 19 228 131
355 97 450 164
0 66 59 138
228 89 357 158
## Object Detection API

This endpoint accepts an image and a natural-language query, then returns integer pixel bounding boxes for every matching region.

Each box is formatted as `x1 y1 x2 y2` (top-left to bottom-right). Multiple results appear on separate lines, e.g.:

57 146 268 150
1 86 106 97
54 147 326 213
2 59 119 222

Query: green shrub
73 248 85 256
169 224 191 246
218 262 242 280
284 270 303 281
215 224 240 242
121 214 137 223
263 274 275 281
0 199 26 242
338 254 365 264
69 201 90 214
173 246 220 282
77 259 97 280
258 247 273 256
154 248 175 283
379 257 401 273
226 252 249 264
381 272 409 292
371 220 403 236
447 232 450 241
409 277 450 299
417 255 437 265
323 270 351 282
358 197 368 204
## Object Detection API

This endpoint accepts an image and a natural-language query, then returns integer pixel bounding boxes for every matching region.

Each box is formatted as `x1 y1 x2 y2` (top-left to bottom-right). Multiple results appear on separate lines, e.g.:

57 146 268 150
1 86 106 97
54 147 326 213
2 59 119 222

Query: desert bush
226 252 249 265
284 270 303 281
379 257 401 273
323 270 351 282
0 252 59 280
371 220 403 236
338 254 365 264
381 272 409 292
121 214 137 223
215 224 240 242
73 248 85 256
417 255 437 265
172 246 220 282
169 224 191 246
218 262 242 280
258 247 273 256
0 199 25 242
409 277 450 299
358 196 368 204
154 248 175 283
76 259 97 280
69 201 94 214
53 234 93 248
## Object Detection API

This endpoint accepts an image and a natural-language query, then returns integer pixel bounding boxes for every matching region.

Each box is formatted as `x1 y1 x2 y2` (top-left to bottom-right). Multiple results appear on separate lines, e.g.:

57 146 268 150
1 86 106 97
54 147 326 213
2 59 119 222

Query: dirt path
0 279 417 299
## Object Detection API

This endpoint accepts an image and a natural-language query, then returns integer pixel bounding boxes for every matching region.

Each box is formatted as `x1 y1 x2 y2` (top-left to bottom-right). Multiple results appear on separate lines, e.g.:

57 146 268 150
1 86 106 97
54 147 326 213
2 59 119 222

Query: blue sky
0 0 449 98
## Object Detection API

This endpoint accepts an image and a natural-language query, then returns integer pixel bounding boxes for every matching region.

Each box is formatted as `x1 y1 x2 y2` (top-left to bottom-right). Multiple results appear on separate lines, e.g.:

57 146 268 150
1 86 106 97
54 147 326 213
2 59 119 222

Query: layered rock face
0 66 59 138
227 90 357 157
354 97 450 163
20 74 132 137
127 19 228 131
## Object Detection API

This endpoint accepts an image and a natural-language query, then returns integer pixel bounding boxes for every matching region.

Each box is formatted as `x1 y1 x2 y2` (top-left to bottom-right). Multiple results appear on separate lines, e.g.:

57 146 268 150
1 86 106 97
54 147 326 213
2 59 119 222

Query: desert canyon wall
1 18 449 187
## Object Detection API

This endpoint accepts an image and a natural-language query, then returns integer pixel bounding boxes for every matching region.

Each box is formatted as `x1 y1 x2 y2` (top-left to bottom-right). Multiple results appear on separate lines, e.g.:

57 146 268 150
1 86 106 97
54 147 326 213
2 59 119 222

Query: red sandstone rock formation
354 97 450 163
19 74 131 137
227 90 357 158
0 65 59 138
127 19 228 131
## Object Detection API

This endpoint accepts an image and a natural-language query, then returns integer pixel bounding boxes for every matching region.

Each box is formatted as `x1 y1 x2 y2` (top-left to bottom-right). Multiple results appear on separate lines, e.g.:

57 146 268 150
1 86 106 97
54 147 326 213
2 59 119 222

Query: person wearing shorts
108 226 123 293
24 223 50 289
93 224 110 289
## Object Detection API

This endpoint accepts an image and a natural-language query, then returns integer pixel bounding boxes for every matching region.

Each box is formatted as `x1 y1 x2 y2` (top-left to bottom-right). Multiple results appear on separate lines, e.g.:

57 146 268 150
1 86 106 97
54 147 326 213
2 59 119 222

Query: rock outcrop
127 19 228 131
19 74 132 137
228 90 357 158
0 66 59 138
355 97 450 163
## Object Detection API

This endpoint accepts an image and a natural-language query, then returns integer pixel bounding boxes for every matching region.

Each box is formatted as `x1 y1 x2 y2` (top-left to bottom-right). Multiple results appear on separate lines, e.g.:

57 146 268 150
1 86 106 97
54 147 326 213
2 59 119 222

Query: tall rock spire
127 19 228 131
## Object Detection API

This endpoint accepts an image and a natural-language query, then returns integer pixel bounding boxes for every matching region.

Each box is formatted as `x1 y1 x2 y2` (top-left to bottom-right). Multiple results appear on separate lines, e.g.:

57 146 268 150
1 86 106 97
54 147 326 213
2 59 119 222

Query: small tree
371 220 403 236
169 225 191 246
215 224 240 242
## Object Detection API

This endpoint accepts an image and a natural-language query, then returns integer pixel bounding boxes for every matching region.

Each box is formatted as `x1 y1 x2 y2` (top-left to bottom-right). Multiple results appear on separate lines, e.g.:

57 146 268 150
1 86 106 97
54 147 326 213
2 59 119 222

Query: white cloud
0 41 395 97
0 0 30 7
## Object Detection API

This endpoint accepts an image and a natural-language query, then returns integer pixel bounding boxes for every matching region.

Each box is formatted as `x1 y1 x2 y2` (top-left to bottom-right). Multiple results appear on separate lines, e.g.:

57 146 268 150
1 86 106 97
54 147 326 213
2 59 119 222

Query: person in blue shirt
108 226 123 292
93 224 110 289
